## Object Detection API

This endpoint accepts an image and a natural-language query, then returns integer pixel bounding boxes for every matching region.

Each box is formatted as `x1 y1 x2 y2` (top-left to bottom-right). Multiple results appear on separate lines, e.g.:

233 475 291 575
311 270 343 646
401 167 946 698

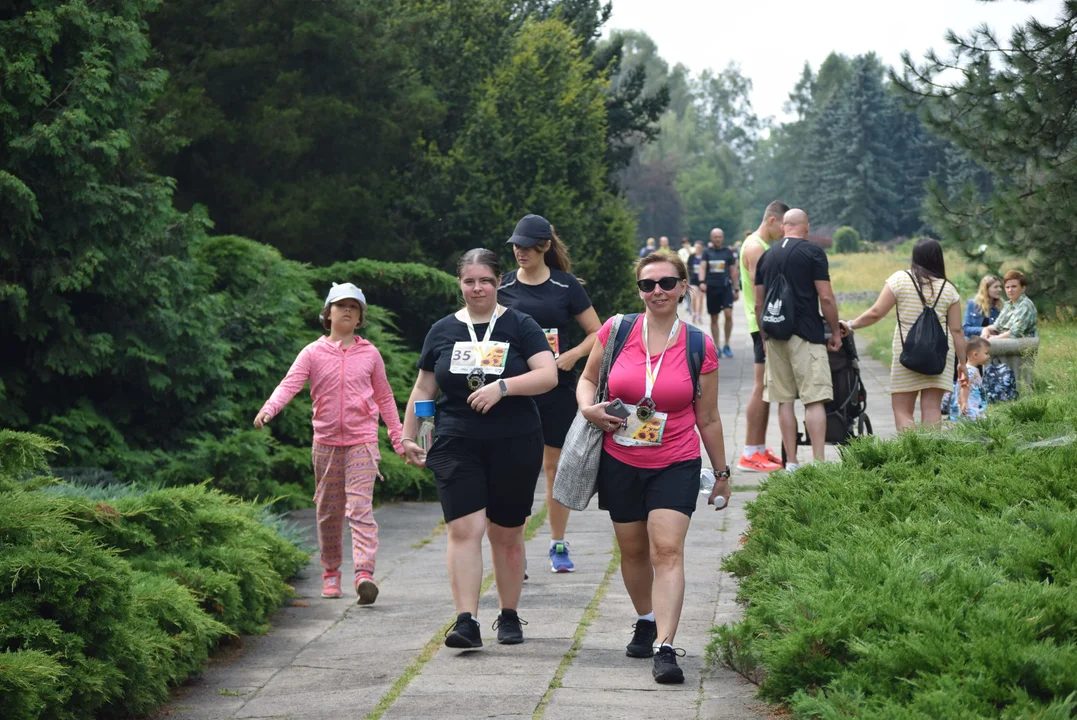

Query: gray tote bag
552 314 624 511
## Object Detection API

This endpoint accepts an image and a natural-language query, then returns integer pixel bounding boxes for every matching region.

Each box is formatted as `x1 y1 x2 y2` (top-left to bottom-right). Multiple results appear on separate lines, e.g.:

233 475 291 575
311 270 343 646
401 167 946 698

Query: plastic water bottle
415 400 436 454
699 469 727 509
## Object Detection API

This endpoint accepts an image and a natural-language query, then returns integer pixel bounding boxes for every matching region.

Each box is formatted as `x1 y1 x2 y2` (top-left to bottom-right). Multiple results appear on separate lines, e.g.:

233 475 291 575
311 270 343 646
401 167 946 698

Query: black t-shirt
687 255 703 284
418 307 552 439
755 237 831 344
498 269 592 389
701 246 736 287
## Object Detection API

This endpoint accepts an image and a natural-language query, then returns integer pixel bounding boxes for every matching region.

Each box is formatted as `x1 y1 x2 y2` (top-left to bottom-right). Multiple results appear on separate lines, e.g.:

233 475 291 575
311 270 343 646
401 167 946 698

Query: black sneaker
444 612 483 649
652 645 686 684
492 609 527 645
626 619 657 658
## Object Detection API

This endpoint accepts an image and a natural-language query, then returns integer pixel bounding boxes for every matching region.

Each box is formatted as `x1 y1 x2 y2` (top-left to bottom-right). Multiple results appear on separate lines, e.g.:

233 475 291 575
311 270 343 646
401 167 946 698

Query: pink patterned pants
312 442 380 582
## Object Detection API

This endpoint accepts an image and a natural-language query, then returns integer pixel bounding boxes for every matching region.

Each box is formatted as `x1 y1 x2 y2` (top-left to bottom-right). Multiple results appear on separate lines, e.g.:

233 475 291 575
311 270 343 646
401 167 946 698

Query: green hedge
0 432 309 719
30 236 435 507
712 393 1077 718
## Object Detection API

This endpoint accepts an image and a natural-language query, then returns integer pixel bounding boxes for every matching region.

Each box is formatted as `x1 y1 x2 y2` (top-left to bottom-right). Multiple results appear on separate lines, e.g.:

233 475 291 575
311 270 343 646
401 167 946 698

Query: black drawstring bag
896 271 950 376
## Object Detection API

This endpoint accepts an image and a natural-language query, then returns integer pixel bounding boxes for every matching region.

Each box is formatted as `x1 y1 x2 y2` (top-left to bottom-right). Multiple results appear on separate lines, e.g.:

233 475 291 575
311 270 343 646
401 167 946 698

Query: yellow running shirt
740 232 770 333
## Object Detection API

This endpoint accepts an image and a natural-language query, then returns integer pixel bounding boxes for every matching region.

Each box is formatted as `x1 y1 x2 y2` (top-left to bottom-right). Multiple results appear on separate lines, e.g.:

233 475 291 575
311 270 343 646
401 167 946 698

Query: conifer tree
896 3 1077 306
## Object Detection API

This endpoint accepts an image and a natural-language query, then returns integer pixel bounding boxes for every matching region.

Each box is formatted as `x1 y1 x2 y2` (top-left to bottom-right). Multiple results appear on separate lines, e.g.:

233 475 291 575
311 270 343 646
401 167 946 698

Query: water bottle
700 468 727 509
415 400 436 454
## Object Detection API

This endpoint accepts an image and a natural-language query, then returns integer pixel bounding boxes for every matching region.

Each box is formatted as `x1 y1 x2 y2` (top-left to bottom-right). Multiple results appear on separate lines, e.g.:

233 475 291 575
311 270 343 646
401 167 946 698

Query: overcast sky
606 0 1062 122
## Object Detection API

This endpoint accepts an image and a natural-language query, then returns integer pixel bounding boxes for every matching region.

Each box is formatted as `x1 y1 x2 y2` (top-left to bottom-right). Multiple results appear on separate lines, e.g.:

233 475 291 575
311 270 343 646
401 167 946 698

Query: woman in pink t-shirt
576 253 731 685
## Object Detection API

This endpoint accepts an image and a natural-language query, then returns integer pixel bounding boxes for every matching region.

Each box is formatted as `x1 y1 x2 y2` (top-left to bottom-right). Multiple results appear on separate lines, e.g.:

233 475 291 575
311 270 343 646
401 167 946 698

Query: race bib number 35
450 341 509 375
543 328 560 357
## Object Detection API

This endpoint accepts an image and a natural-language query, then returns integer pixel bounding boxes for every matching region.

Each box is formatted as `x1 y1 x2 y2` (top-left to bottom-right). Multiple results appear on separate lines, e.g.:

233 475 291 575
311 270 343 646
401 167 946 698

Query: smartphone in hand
605 398 631 420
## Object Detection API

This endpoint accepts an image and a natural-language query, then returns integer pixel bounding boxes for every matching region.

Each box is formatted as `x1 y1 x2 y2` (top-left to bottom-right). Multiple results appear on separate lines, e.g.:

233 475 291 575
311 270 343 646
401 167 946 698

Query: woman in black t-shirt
401 248 557 650
498 214 600 575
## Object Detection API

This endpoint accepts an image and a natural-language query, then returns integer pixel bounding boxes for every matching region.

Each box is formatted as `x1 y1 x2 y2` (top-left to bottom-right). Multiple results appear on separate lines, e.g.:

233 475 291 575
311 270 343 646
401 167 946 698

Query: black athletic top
755 238 831 344
498 269 592 389
701 246 736 288
418 308 551 439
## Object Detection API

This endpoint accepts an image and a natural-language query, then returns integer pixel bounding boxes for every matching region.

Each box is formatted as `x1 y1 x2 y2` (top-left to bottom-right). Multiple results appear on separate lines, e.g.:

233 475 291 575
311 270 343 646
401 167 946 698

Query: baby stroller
781 330 873 465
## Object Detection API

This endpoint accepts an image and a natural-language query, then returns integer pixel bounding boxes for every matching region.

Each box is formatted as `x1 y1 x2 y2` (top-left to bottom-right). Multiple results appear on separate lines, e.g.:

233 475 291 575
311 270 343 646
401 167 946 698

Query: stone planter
985 336 1040 392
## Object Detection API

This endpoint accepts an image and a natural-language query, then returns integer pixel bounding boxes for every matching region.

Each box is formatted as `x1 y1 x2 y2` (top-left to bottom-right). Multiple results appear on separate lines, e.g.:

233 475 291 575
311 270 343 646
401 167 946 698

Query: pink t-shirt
597 316 719 468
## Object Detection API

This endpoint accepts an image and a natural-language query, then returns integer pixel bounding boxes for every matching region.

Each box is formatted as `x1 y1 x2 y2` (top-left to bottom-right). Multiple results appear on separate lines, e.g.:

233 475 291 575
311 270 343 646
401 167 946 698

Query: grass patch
533 539 621 720
828 249 975 295
525 502 550 541
410 519 446 549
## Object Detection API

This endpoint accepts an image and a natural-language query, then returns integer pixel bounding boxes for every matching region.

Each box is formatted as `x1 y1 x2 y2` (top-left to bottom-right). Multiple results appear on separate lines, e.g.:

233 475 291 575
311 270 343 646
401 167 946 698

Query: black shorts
596 451 701 523
535 385 578 449
425 431 544 527
752 331 766 365
706 284 734 314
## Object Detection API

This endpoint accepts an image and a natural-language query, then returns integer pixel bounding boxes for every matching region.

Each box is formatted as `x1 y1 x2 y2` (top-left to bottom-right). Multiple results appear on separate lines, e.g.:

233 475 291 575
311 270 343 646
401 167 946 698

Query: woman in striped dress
840 239 967 431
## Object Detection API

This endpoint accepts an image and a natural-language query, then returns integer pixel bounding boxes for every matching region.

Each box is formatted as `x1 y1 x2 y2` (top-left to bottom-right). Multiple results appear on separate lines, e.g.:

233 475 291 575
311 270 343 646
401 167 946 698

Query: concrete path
158 300 894 720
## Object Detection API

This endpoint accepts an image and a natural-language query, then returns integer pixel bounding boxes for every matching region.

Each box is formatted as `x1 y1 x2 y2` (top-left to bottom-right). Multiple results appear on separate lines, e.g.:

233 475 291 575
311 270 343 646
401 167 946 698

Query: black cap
506 214 552 247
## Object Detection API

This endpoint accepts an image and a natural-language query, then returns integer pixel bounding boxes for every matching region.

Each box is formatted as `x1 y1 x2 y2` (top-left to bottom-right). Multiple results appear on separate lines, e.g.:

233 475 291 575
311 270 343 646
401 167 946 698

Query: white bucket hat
320 282 367 324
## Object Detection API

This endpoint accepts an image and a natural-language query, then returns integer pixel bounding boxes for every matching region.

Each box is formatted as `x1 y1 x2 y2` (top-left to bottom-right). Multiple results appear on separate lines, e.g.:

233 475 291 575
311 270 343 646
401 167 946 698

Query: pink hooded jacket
260 336 404 452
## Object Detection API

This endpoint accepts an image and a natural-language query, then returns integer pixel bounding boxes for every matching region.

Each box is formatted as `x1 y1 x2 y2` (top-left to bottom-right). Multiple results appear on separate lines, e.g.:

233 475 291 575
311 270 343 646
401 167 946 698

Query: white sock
550 538 564 548
660 643 673 650
743 445 762 457
638 612 655 622
785 462 799 471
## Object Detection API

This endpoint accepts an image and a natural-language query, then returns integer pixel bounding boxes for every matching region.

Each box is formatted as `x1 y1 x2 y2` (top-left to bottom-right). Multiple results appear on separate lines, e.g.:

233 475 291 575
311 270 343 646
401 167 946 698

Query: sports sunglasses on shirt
637 276 682 293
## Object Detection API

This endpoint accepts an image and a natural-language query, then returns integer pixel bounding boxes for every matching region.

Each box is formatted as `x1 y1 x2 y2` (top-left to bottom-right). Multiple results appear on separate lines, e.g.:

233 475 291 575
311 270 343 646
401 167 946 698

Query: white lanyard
642 318 680 399
464 306 500 344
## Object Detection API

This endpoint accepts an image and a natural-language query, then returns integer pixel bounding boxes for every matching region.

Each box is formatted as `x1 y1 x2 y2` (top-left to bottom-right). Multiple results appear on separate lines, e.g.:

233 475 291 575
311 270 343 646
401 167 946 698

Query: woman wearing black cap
498 214 601 574
401 248 557 649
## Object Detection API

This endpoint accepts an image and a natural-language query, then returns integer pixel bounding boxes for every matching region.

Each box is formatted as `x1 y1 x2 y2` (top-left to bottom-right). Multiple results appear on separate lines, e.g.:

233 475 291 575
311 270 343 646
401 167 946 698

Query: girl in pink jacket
254 283 404 604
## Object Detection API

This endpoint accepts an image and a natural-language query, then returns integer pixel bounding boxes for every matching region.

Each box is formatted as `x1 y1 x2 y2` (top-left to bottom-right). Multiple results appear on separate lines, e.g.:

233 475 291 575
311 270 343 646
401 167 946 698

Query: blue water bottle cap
415 400 436 418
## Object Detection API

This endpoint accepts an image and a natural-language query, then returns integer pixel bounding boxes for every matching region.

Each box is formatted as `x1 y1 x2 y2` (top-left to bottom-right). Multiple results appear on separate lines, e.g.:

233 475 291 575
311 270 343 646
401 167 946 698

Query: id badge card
449 341 509 376
612 404 668 447
543 328 560 357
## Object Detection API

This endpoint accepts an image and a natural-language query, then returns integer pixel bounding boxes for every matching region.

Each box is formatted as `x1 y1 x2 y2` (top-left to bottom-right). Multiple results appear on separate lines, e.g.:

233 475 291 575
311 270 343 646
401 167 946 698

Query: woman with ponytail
498 214 601 574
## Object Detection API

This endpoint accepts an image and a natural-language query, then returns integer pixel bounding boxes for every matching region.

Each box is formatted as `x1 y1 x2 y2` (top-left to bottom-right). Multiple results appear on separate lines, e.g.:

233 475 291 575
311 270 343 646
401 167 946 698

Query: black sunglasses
637 276 682 293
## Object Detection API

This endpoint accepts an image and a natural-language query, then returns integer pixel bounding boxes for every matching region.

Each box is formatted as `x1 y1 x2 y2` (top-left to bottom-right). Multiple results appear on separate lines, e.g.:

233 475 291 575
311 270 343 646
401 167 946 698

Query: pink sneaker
321 571 343 599
736 451 782 473
355 572 379 606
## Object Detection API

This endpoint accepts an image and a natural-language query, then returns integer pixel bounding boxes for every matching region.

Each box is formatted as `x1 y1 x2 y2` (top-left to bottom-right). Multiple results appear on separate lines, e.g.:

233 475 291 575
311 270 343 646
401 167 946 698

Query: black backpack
896 271 950 376
760 239 801 341
612 314 707 399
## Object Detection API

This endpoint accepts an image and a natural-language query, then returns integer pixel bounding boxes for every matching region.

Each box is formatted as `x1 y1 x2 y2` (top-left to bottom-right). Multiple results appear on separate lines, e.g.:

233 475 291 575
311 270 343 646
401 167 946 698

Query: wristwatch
716 465 731 480
498 379 508 397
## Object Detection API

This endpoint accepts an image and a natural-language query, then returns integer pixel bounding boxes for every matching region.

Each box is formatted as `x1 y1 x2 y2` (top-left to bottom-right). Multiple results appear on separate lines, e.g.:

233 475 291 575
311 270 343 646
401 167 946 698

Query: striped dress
887 270 962 393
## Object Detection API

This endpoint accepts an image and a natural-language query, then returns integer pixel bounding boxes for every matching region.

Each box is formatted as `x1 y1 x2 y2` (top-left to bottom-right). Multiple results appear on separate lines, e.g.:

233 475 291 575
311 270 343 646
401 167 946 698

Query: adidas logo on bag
763 299 784 324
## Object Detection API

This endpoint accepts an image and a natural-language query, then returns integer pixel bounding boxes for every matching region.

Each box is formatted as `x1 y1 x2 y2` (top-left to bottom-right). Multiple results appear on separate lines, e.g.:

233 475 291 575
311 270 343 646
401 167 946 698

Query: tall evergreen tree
896 3 1077 306
433 18 638 314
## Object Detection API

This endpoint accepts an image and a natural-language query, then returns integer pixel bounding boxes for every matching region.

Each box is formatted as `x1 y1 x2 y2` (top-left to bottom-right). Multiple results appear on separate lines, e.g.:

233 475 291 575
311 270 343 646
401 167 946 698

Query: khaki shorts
763 335 833 405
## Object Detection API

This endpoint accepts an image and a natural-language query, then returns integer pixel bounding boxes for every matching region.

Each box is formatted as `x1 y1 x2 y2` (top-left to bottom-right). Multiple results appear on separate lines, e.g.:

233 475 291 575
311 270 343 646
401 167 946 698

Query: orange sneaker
736 451 782 473
762 448 783 466
321 571 343 599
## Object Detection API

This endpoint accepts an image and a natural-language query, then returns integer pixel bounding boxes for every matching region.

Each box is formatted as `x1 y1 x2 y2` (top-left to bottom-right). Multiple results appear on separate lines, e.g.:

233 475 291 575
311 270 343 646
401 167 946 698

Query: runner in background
698 228 739 358
737 201 788 473
687 241 705 324
677 238 692 313
499 214 601 573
